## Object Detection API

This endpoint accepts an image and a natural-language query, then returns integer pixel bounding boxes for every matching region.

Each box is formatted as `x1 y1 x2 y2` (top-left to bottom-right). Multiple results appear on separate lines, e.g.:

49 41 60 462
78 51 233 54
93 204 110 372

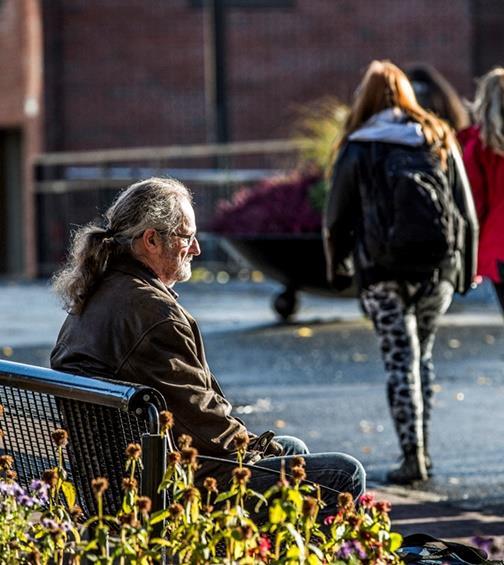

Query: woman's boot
387 445 428 484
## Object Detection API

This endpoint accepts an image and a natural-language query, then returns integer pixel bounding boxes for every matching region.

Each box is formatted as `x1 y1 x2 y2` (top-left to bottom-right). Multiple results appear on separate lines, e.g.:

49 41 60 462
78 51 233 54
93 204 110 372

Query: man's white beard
176 260 192 282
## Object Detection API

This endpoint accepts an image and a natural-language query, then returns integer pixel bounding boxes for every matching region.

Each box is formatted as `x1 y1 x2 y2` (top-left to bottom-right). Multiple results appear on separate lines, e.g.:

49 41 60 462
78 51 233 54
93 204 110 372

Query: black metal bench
0 359 173 518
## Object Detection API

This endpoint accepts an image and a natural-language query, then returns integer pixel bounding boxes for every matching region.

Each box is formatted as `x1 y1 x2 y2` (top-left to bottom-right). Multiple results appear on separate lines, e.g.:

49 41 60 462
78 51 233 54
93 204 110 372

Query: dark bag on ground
397 533 501 564
365 145 464 273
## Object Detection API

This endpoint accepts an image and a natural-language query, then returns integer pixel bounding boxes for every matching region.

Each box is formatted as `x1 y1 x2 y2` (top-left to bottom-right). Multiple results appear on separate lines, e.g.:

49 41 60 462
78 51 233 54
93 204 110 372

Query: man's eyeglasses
171 232 197 247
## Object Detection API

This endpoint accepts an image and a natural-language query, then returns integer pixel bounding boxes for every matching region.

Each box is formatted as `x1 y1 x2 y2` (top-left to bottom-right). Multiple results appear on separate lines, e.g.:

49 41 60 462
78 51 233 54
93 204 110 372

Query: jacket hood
348 108 425 146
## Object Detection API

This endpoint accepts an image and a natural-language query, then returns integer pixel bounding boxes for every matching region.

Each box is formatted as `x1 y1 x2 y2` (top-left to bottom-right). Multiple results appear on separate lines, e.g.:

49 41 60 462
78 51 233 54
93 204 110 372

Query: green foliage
0 423 404 564
291 97 349 177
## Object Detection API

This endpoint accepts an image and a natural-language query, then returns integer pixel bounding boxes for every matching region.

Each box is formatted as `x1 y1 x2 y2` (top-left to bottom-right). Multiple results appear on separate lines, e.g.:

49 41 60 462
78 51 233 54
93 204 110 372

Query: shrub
212 99 348 237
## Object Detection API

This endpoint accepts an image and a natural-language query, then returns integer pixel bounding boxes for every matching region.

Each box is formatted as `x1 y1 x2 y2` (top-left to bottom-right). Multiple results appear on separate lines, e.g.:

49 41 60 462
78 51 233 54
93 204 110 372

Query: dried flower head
291 455 306 468
375 500 391 514
203 476 218 493
125 443 142 460
183 487 200 503
302 496 318 518
42 469 58 488
291 465 306 482
159 410 174 433
118 512 139 528
232 432 250 452
122 477 138 491
236 524 254 541
5 469 17 481
137 495 152 515
51 428 68 448
232 467 252 485
91 477 109 497
0 455 14 471
168 451 181 466
181 447 199 468
70 505 84 521
348 514 363 529
338 492 354 511
169 502 184 519
177 434 192 449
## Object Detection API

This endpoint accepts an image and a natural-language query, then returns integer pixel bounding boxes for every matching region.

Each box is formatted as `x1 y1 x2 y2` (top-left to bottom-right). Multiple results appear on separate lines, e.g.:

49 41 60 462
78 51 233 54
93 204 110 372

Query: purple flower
41 517 71 536
41 517 59 532
0 481 14 496
0 481 24 498
336 540 367 560
16 494 36 508
30 479 49 502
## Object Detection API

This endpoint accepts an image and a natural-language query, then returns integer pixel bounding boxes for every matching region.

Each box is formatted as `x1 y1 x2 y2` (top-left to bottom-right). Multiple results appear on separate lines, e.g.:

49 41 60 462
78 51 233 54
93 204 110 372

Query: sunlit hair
473 67 504 155
338 60 454 168
406 63 470 131
52 177 192 314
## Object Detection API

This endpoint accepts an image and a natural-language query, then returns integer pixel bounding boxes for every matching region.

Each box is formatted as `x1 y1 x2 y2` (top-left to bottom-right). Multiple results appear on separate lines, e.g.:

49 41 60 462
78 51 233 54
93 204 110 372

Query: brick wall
0 0 27 125
0 0 43 276
42 0 475 151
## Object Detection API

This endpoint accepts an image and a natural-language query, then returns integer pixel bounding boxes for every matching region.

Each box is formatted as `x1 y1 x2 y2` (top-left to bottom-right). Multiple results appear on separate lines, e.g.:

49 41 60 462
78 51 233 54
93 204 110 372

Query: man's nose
190 236 201 256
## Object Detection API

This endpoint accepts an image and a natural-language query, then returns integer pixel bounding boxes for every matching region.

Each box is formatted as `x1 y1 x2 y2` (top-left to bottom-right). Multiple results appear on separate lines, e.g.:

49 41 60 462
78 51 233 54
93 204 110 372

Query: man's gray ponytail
52 177 191 314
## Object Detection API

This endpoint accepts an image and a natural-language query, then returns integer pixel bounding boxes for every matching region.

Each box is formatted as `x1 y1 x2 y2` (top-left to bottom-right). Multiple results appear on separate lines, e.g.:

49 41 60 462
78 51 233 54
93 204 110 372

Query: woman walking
323 60 478 484
460 68 504 314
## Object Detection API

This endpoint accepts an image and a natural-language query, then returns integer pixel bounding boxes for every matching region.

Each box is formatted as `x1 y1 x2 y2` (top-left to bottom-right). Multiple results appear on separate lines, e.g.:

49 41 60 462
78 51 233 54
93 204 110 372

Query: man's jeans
197 436 366 519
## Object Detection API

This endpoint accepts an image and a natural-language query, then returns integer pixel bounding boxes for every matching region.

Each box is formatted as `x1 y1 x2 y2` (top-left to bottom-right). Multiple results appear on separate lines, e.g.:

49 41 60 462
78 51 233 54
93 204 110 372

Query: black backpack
364 144 463 273
397 533 502 564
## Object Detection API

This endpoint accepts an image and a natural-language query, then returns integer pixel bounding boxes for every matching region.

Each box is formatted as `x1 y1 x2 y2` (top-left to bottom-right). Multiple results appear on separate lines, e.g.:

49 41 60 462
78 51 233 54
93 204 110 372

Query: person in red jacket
460 68 504 313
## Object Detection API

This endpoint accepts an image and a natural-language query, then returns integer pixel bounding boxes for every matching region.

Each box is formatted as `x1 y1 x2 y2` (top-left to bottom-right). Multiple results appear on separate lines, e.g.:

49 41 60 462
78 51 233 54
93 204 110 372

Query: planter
223 234 356 320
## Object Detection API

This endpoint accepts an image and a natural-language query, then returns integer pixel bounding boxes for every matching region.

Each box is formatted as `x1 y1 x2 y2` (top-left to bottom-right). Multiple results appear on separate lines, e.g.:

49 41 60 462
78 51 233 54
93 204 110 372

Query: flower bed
213 171 325 237
0 408 406 563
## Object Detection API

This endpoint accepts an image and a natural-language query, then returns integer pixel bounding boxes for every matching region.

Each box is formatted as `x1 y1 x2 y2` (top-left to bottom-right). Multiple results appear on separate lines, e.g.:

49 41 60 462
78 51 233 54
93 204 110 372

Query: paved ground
1 277 503 556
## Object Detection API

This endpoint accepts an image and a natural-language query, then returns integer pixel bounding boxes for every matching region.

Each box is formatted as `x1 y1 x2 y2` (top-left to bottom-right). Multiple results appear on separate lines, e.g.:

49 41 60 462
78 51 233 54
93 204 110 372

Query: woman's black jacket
323 140 479 294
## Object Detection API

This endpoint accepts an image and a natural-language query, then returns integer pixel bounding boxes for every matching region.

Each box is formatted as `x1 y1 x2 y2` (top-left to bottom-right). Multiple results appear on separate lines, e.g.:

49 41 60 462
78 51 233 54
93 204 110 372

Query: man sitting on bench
50 177 365 515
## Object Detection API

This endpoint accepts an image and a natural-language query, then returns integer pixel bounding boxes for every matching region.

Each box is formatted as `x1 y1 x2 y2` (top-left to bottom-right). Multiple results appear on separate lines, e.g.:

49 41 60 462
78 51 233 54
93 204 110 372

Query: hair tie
103 228 115 238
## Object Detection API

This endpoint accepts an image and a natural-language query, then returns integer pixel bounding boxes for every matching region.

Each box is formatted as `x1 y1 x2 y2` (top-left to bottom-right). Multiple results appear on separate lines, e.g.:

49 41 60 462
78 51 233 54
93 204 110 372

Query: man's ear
142 228 162 254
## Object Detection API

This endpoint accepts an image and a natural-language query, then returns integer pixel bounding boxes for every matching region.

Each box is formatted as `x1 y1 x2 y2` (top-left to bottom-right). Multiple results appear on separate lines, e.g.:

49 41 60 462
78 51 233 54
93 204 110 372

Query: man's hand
264 439 284 457
248 430 284 457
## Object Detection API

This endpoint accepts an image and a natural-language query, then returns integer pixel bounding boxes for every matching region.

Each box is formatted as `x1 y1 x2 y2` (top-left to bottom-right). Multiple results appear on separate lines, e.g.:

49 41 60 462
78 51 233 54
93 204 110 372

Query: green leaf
389 531 403 552
287 545 301 558
307 553 323 565
122 489 135 514
150 538 172 548
214 491 235 504
286 522 305 553
149 508 172 525
61 481 76 509
287 489 303 510
269 500 287 524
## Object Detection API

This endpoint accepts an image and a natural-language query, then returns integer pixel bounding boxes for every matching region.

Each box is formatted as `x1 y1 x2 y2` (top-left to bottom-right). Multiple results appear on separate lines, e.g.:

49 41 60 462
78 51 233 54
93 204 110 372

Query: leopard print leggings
361 280 454 451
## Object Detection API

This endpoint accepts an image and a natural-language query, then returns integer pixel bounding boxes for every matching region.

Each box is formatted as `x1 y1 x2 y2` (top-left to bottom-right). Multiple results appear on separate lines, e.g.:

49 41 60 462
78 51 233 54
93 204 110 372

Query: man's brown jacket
51 255 247 456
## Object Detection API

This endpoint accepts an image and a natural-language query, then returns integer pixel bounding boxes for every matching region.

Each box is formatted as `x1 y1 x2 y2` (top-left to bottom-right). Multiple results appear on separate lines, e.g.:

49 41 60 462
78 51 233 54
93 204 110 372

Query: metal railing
34 139 302 276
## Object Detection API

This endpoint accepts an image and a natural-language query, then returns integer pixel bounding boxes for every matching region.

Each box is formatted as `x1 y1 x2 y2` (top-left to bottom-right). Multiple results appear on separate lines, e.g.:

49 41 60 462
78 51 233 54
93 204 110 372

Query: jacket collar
108 254 179 300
